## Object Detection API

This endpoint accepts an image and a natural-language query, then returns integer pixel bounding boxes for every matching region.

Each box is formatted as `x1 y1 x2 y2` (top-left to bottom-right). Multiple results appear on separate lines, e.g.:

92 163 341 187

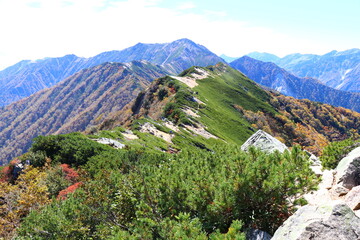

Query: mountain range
230 56 360 112
0 38 224 106
247 49 360 92
1 59 360 164
0 38 359 164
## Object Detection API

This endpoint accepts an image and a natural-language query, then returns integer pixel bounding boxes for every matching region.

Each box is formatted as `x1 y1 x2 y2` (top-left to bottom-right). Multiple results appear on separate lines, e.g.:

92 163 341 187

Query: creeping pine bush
321 138 359 169
18 144 317 238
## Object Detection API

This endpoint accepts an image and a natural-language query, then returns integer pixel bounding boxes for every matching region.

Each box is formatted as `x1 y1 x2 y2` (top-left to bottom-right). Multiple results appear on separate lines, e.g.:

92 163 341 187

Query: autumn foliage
57 182 83 200
235 93 360 154
60 163 79 183
0 166 50 238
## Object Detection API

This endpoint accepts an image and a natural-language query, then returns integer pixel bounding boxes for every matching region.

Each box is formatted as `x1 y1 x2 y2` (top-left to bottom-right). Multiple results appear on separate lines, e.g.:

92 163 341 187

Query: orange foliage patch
60 164 79 183
57 182 82 200
0 159 20 182
0 166 13 182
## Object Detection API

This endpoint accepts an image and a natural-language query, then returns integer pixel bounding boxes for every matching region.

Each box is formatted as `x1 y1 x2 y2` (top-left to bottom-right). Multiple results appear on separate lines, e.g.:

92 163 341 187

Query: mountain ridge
98 63 360 155
0 38 224 106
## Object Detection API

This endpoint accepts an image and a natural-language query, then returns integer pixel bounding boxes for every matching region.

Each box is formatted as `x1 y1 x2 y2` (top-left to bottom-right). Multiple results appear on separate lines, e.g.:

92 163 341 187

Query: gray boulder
246 229 271 240
335 147 360 189
272 203 360 240
241 130 288 153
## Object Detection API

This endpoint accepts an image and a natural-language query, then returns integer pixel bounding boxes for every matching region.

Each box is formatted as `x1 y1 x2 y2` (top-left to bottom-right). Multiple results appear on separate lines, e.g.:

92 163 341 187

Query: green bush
136 145 317 234
320 138 359 169
18 144 316 238
30 133 110 166
20 150 47 168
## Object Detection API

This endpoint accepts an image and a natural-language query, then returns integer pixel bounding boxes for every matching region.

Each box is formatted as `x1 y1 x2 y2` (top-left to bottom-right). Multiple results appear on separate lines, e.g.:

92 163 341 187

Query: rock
319 170 335 190
354 209 360 218
330 184 350 197
304 188 332 206
122 130 139 140
246 229 271 240
140 122 174 143
272 203 360 240
345 186 360 210
95 138 125 149
241 130 288 153
305 151 323 176
335 147 360 189
305 150 322 166
309 165 323 177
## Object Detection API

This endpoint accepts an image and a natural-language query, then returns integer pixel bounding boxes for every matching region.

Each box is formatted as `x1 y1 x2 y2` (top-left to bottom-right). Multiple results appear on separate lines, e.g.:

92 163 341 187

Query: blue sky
0 0 359 70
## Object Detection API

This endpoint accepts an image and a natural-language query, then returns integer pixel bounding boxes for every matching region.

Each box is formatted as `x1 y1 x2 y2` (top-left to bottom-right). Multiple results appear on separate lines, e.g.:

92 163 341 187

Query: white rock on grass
95 138 125 149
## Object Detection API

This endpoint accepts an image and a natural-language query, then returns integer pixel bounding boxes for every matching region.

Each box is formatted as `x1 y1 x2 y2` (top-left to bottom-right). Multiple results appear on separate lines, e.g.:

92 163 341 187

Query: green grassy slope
192 63 275 143
98 63 360 154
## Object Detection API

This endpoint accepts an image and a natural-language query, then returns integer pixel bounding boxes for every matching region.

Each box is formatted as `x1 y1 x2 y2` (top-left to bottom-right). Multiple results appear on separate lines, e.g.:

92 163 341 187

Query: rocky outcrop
305 147 360 203
241 130 288 153
335 147 360 189
140 122 174 143
272 203 360 240
276 146 360 239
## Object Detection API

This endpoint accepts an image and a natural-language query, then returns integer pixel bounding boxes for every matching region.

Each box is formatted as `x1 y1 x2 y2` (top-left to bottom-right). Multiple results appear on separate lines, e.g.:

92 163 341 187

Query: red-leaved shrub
60 164 79 183
57 182 82 200
0 166 12 182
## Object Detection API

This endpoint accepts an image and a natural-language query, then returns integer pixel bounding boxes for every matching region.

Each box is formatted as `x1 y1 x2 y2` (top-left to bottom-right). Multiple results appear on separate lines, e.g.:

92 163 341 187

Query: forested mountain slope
0 61 167 164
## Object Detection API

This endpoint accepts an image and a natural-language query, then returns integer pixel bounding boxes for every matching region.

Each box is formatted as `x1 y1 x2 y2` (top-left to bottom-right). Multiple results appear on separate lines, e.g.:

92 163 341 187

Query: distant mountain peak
220 54 238 63
172 38 196 44
245 52 280 63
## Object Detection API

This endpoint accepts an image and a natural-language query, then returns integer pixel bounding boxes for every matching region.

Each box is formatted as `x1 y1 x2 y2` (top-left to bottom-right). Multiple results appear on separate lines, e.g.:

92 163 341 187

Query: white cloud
177 2 196 10
0 0 346 70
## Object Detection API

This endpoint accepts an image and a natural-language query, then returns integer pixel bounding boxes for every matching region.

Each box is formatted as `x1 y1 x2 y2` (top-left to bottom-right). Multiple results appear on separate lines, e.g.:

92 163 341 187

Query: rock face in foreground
240 130 288 153
276 146 360 239
335 147 360 189
272 203 360 240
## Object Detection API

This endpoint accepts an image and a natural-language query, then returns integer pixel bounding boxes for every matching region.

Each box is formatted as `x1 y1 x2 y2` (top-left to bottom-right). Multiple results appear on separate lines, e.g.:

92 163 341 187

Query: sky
0 0 359 70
